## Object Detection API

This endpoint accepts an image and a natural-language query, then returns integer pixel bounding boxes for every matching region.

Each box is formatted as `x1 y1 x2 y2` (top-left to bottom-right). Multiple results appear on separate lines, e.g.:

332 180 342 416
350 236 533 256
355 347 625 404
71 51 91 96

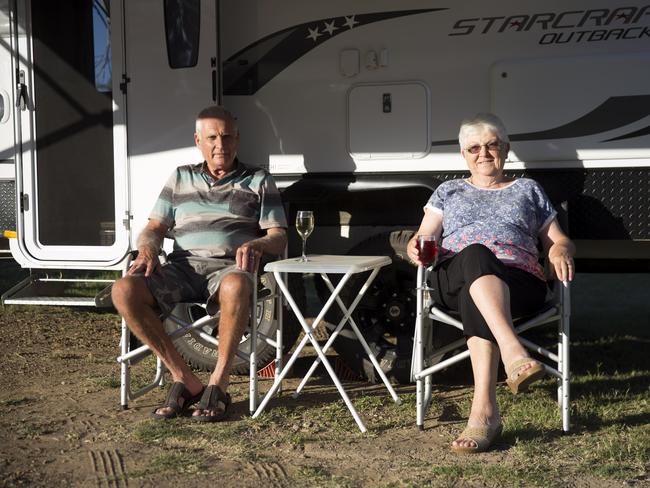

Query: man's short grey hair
195 105 238 133
458 113 510 148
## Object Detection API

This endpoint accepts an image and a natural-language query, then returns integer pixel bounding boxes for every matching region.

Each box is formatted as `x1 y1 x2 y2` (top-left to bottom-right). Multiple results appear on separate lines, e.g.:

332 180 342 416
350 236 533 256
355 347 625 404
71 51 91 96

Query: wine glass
295 210 314 262
416 235 438 289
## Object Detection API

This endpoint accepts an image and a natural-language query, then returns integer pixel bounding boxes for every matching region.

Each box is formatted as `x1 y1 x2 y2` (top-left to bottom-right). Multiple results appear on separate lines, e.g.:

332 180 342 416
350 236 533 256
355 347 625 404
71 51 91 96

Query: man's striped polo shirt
149 160 287 258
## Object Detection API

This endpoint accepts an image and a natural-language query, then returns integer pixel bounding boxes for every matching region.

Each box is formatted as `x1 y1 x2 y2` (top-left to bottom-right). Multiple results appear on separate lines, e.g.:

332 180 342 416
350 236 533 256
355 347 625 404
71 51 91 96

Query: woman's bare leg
452 336 501 449
468 274 536 373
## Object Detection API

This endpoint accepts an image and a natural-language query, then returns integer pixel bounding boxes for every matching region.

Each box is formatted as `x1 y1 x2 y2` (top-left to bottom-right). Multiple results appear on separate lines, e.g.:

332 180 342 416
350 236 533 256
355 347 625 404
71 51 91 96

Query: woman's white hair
458 113 510 148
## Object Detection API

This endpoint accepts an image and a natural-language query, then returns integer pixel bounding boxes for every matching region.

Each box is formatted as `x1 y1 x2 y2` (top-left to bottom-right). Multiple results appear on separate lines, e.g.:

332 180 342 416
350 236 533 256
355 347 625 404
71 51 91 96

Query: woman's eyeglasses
465 141 501 154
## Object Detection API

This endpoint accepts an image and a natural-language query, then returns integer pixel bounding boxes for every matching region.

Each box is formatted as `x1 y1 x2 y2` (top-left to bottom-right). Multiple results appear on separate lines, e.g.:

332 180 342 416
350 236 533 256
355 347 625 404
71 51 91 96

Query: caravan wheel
323 230 461 384
163 272 302 374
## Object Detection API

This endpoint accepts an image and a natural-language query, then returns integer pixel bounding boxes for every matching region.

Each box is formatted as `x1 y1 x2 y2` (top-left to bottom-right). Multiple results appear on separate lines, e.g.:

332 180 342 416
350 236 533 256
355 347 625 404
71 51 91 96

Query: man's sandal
192 385 231 422
451 424 503 454
505 358 546 394
150 382 204 420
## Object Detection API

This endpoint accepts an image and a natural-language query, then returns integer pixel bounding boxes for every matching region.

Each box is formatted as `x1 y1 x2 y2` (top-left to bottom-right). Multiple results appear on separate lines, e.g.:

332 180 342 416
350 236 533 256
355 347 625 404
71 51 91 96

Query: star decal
323 20 338 35
343 15 359 29
306 26 322 41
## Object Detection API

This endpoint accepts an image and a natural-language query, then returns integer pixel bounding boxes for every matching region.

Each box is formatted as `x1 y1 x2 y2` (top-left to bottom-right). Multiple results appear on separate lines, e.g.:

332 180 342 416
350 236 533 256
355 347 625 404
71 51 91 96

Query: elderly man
112 106 287 421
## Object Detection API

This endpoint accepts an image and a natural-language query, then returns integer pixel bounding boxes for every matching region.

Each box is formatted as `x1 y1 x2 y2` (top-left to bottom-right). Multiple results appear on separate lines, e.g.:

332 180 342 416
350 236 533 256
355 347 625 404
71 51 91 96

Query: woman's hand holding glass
409 234 438 291
408 234 438 267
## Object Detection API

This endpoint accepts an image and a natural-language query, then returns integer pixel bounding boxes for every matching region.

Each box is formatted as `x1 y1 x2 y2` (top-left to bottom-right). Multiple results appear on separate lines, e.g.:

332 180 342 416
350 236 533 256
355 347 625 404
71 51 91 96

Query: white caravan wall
221 0 650 173
492 53 650 164
124 0 218 249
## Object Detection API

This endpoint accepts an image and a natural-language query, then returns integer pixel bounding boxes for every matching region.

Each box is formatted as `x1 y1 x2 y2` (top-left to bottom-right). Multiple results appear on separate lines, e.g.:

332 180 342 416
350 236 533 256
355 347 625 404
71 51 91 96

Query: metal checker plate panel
432 168 650 240
0 180 16 231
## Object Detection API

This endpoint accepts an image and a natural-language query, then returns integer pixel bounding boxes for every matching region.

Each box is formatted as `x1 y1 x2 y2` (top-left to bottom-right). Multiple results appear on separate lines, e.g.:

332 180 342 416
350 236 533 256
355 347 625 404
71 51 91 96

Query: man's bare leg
193 273 252 418
112 276 203 416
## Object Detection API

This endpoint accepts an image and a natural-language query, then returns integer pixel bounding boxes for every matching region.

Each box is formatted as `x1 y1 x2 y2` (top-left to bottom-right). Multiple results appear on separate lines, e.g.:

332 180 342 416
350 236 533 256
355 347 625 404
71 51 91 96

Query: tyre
163 272 303 374
323 230 461 384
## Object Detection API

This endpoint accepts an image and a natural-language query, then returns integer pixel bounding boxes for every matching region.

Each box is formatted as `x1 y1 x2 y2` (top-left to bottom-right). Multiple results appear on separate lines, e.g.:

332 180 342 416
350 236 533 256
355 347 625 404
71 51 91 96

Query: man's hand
127 219 168 277
236 228 287 274
128 245 161 277
236 240 265 273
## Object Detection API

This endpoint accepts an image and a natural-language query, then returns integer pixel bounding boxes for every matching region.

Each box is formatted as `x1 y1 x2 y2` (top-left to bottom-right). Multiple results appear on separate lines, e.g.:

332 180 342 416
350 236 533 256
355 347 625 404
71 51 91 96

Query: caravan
2 0 650 379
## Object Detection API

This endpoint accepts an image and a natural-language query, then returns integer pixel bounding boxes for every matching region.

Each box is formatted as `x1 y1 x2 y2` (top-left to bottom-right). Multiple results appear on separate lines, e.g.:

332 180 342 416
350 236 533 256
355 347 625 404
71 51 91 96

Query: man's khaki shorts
144 254 252 317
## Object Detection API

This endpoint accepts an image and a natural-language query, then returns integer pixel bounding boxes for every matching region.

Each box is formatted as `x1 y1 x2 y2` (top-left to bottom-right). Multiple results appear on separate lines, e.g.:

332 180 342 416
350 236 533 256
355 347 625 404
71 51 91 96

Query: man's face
194 116 240 175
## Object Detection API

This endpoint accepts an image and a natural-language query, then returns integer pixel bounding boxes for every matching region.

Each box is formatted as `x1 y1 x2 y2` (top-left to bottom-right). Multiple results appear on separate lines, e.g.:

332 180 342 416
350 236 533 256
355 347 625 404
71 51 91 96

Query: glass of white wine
295 210 314 262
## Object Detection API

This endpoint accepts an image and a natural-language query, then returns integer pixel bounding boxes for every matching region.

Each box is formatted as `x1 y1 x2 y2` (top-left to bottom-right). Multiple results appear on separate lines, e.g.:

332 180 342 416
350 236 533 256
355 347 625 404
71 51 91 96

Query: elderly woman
407 113 575 454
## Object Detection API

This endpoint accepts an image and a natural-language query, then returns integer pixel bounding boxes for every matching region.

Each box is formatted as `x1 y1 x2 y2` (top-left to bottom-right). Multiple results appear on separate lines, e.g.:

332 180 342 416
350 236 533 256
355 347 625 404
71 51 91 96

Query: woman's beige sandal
451 424 503 454
506 358 546 394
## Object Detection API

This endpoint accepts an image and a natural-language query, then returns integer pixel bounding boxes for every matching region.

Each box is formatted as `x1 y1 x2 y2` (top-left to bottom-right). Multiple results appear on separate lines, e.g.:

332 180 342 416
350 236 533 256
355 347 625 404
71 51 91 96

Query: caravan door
123 0 218 242
12 0 128 266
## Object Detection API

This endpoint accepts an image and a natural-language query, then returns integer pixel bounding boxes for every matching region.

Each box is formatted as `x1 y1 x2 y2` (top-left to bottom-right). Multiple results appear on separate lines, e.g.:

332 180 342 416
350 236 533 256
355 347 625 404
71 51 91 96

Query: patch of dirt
0 306 637 487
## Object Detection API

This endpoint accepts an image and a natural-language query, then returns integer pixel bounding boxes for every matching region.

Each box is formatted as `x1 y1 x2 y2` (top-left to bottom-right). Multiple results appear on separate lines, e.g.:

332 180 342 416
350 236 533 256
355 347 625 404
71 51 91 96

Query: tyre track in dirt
244 460 289 487
88 449 128 488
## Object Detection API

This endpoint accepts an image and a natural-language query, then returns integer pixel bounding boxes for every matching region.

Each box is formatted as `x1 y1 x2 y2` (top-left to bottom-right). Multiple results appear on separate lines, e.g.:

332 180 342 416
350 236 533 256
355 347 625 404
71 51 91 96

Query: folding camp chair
115 251 285 415
411 253 571 432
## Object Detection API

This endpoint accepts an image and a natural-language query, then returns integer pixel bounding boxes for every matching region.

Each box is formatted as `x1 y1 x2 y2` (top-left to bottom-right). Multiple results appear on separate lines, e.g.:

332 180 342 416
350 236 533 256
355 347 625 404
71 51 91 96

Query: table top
264 254 392 274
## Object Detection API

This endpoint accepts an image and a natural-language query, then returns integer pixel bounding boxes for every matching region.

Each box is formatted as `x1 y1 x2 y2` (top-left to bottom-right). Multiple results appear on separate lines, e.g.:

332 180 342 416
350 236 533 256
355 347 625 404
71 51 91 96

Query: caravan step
3 296 96 306
2 275 114 307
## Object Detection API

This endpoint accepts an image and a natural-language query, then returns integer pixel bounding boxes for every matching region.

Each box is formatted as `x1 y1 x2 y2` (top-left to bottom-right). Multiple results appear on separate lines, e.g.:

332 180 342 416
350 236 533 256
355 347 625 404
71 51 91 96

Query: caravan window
29 0 115 247
164 0 200 69
92 0 111 92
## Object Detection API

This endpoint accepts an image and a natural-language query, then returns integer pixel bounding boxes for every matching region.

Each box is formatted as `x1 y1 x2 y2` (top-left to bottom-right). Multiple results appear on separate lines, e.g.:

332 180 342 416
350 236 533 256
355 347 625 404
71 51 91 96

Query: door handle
212 70 217 102
15 70 27 111
211 57 217 102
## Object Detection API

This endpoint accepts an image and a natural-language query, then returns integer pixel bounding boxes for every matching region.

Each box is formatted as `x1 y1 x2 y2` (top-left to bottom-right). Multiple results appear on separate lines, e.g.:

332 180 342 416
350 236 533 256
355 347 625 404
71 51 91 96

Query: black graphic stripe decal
602 124 650 142
509 95 650 141
431 95 650 147
223 9 447 96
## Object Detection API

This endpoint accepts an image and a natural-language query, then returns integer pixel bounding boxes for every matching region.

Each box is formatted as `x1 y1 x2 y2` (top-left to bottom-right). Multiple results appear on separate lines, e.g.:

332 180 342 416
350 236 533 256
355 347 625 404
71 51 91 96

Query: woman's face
461 129 509 178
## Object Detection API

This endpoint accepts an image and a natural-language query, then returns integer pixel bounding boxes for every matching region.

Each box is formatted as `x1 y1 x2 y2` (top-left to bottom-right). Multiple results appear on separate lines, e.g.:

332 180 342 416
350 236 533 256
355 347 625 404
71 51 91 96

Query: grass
117 377 644 484
1 272 648 486
147 450 206 474
122 365 649 485
129 449 210 479
293 466 359 488
124 328 649 486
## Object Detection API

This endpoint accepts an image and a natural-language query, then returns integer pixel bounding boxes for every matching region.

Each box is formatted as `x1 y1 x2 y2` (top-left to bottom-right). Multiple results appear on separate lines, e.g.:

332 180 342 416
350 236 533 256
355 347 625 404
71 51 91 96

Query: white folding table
252 254 402 432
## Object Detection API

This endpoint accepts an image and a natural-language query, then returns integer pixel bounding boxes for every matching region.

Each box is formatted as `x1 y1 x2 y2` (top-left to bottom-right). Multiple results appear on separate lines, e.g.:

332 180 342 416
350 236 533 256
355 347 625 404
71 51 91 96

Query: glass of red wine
417 235 438 267
416 235 438 290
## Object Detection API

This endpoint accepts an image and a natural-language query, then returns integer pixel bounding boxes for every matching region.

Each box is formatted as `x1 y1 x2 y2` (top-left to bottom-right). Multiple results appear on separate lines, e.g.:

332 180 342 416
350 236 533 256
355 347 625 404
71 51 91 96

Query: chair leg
249 277 258 415
120 317 130 410
416 378 425 431
424 376 433 410
422 309 434 412
275 273 284 396
414 265 426 430
553 282 571 432
118 317 166 409
561 313 570 432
